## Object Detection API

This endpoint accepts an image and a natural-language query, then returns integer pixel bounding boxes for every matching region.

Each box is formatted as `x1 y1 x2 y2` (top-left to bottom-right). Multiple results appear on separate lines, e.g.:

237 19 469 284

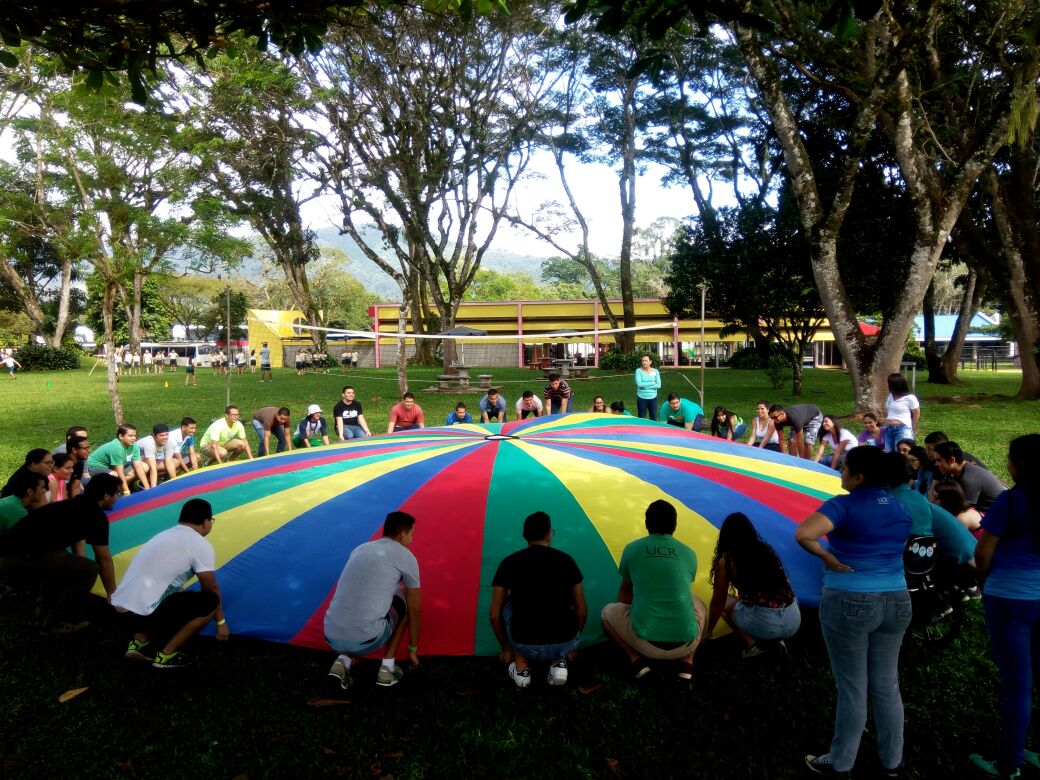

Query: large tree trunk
102 279 125 425
396 301 409 397
923 279 945 382
0 261 48 336
938 268 983 384
128 269 144 352
50 254 73 346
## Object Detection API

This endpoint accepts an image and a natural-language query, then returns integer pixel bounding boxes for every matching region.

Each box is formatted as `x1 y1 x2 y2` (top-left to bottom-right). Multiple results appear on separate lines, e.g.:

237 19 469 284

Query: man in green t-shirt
601 499 706 682
199 405 253 464
0 471 48 533
86 424 150 495
659 393 704 431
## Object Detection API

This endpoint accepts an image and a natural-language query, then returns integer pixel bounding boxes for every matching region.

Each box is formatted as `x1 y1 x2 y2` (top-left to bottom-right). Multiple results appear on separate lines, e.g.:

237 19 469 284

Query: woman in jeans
705 512 800 659
970 434 1040 779
633 354 661 420
881 373 920 453
795 446 913 778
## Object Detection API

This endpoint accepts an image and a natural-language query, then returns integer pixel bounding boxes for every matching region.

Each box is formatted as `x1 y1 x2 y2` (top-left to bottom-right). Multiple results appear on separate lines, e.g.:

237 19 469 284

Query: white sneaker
547 659 568 686
508 661 531 688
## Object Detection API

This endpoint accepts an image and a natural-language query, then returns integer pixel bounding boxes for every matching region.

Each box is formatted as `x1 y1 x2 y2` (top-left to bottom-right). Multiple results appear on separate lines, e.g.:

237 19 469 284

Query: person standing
324 511 421 689
351 348 359 370
634 354 661 420
183 354 196 386
142 349 153 374
489 511 586 688
4 350 21 379
259 342 272 382
970 434 1040 780
112 498 229 669
795 446 913 778
601 499 706 682
881 373 920 452
333 386 371 440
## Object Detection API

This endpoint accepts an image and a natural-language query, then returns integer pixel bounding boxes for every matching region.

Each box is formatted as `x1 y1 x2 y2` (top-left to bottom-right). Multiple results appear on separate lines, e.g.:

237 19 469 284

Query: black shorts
130 590 219 640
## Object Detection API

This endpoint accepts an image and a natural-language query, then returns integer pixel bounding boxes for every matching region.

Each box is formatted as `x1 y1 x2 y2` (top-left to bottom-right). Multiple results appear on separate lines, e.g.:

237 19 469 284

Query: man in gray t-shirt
259 342 273 382
769 403 823 459
324 511 422 689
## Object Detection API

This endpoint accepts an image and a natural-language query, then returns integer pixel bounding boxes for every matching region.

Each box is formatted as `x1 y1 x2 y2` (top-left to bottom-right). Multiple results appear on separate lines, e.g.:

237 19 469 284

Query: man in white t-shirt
111 498 229 669
164 417 199 478
324 511 422 690
135 424 170 488
515 391 544 420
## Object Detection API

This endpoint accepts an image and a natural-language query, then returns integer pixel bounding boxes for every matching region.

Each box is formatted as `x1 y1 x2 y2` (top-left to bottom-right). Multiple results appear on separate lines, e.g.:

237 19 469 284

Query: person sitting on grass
48 454 76 502
66 434 91 493
601 499 706 683
516 391 543 420
52 425 88 456
489 511 587 688
135 424 171 488
659 392 704 431
0 474 120 634
480 387 507 423
387 392 425 433
112 498 229 669
588 396 609 414
2 449 56 508
199 406 253 465
0 471 48 533
86 425 150 495
445 402 473 425
704 512 800 659
294 404 330 448
324 511 421 689
333 386 371 440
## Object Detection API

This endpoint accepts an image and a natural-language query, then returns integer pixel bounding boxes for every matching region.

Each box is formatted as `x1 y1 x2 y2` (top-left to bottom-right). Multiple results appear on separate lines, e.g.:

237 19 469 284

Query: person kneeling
111 498 229 669
324 511 421 689
489 511 586 688
601 500 706 682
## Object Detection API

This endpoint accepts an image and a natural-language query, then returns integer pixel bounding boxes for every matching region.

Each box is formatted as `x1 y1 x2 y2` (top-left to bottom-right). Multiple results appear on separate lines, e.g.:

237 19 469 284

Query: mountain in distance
313 225 552 299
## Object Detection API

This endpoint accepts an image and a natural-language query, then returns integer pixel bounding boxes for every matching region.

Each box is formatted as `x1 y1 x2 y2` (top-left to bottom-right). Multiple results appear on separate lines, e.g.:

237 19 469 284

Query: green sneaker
969 754 1020 779
152 651 192 670
125 639 153 662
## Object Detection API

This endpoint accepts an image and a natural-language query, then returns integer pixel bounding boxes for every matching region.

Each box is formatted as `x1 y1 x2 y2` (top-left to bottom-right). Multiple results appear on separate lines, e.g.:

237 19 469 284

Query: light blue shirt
634 367 661 400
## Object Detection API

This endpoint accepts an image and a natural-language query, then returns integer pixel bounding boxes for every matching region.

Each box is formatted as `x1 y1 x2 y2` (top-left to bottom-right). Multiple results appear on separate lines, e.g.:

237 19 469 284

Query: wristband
216 619 227 626
408 644 418 652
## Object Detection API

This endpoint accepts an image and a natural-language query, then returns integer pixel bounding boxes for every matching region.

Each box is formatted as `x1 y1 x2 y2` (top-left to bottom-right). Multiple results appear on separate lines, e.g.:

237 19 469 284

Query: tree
665 199 825 395
184 45 325 344
307 5 553 383
461 269 552 302
84 272 173 346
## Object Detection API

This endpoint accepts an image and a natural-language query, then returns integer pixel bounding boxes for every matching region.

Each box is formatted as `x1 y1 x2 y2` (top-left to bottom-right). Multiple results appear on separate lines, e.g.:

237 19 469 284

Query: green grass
1 364 1035 777
1 363 1035 479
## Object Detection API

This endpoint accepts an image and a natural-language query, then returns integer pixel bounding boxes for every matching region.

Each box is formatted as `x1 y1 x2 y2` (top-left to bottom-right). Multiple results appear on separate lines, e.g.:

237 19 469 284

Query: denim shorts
326 595 404 656
503 601 579 663
732 600 801 640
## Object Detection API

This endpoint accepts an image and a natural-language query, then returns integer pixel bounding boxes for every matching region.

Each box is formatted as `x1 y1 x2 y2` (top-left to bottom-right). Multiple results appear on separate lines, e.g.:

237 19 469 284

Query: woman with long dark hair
881 373 920 453
970 434 1040 779
931 480 983 537
705 512 800 658
710 406 746 441
814 414 858 470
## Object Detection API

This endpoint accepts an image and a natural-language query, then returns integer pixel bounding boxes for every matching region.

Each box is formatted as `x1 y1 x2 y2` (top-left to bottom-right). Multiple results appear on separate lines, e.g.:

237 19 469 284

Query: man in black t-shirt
489 511 586 688
333 385 371 440
769 403 823 459
0 474 121 632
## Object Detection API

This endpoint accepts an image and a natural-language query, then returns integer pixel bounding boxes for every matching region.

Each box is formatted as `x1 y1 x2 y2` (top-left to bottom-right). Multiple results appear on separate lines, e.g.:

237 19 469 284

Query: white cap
307 403 322 415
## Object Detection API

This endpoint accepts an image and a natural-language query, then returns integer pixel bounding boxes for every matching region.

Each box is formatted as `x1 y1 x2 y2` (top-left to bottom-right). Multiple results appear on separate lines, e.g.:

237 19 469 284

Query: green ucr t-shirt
619 533 698 644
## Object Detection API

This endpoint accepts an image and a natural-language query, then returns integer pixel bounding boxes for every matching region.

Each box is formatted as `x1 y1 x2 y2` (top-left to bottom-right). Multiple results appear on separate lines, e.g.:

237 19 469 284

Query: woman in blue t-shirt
795 446 913 778
970 434 1040 779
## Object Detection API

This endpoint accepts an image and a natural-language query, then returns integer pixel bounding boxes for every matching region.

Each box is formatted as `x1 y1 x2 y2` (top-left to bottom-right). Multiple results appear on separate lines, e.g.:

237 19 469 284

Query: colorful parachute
103 414 842 655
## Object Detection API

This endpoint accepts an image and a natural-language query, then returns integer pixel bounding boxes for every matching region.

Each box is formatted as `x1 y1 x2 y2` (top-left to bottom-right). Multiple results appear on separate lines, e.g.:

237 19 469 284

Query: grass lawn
0 364 1035 778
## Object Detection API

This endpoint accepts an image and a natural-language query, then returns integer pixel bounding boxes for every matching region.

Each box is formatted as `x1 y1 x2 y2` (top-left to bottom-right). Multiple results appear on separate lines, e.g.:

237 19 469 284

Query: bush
765 354 789 390
728 343 791 370
14 343 82 371
600 349 660 372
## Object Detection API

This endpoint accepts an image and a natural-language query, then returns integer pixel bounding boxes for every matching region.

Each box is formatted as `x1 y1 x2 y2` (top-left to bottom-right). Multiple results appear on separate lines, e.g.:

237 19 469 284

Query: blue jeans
883 425 912 453
733 600 801 641
983 594 1040 773
548 398 573 415
636 397 658 420
252 419 288 456
340 424 368 440
503 601 579 663
818 588 913 773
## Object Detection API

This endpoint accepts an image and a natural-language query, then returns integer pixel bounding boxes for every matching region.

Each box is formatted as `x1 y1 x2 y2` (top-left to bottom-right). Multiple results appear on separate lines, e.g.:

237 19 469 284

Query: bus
139 341 216 368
